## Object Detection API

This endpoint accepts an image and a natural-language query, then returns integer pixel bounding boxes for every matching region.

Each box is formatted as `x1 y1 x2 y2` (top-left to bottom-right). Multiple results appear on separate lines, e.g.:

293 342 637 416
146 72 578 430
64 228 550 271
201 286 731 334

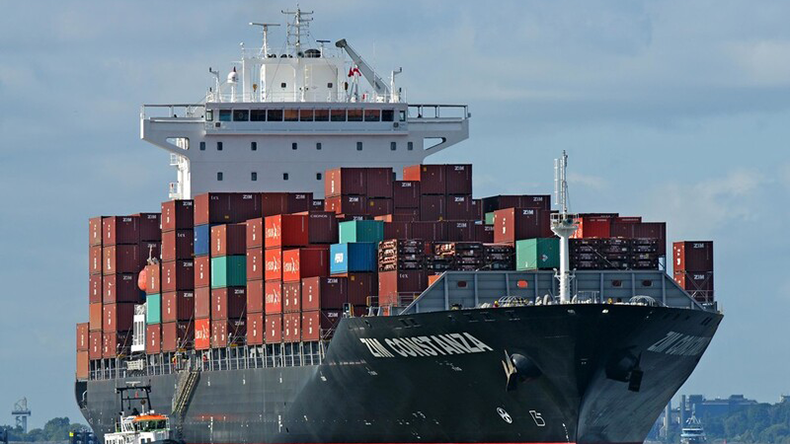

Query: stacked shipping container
673 241 714 304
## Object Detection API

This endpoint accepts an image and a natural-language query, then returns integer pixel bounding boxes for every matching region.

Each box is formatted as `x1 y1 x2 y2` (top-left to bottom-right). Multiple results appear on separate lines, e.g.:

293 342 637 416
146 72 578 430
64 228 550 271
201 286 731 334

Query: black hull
78 304 721 443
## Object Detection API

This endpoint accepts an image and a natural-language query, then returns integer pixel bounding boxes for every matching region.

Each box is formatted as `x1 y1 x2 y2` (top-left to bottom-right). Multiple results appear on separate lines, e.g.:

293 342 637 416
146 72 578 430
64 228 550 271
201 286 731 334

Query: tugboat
680 415 708 444
103 384 179 444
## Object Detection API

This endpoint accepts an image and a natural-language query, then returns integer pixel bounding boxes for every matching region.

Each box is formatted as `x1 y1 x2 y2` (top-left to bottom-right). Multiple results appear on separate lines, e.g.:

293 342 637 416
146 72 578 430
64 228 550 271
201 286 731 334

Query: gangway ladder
171 358 201 440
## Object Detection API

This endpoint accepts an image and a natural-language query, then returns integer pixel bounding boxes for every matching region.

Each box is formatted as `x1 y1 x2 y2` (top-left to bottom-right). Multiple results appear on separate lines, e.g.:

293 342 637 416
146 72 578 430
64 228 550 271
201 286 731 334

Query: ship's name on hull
359 333 494 358
647 331 712 356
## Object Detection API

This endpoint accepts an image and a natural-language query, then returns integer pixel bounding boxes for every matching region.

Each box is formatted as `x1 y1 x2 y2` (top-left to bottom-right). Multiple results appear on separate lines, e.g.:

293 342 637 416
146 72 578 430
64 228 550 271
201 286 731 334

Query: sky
1 0 789 428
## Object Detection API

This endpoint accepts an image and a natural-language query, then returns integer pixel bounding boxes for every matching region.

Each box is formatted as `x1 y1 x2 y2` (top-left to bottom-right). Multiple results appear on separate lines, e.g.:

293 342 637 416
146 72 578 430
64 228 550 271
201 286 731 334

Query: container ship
75 9 721 444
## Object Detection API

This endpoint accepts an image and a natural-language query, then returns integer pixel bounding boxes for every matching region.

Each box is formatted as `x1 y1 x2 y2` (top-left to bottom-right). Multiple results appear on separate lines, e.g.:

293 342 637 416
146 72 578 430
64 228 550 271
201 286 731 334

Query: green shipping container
516 238 560 271
339 220 384 244
146 294 161 325
211 256 247 288
485 212 495 225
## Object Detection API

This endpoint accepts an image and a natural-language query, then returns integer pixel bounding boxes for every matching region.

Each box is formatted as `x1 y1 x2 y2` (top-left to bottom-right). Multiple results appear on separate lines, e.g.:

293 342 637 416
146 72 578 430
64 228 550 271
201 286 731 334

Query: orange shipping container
76 323 89 351
247 312 265 345
194 318 211 350
247 248 264 280
89 303 102 331
89 331 102 359
264 249 282 281
265 281 283 314
146 325 161 354
282 247 329 283
247 280 263 313
76 350 89 380
265 214 309 249
283 312 301 343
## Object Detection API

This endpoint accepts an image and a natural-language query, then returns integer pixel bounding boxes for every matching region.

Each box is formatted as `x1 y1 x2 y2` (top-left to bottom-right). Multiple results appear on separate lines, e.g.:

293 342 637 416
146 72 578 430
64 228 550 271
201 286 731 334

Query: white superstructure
141 8 469 199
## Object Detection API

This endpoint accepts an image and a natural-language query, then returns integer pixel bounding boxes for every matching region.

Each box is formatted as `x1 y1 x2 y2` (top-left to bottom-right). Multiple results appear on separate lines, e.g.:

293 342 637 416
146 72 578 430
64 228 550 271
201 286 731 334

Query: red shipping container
420 195 446 221
162 321 192 352
366 167 394 198
194 287 211 319
211 224 247 257
89 303 102 331
247 247 264 280
247 312 265 345
282 247 329 283
632 222 667 255
471 199 483 221
212 287 247 320
474 224 494 243
102 216 139 246
161 229 194 261
265 281 283 314
89 246 102 275
89 216 108 247
446 221 475 242
89 274 102 303
494 208 545 243
307 212 338 244
446 195 475 220
394 209 422 221
393 181 421 208
367 198 394 217
282 281 301 313
264 249 282 281
103 245 141 275
76 350 89 380
89 331 102 359
301 310 343 341
146 324 161 354
162 291 195 322
194 193 232 226
162 260 194 292
445 164 473 195
76 323 89 351
261 192 313 217
324 195 367 216
614 216 642 224
411 221 447 242
345 272 377 306
311 199 325 211
246 218 264 249
137 213 161 242
104 273 142 303
378 270 428 306
247 279 263 313
673 241 714 272
301 276 348 310
144 263 161 295
674 271 714 293
482 195 551 213
194 256 210 288
325 167 366 197
138 241 161 269
283 312 301 343
103 303 136 332
572 216 611 239
403 164 446 195
212 318 246 347
383 221 412 240
161 199 194 232
265 214 309 249
194 318 211 350
102 331 131 359
265 314 283 343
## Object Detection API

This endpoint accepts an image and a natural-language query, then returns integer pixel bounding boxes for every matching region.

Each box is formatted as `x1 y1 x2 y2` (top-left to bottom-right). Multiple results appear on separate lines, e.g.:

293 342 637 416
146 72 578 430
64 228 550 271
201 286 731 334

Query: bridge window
399 111 407 121
316 142 322 150
233 110 249 121
217 172 223 181
315 109 329 121
267 109 283 121
356 141 363 151
382 109 395 122
250 110 266 121
251 141 257 151
612 280 623 287
364 109 381 122
284 109 298 122
347 109 363 122
280 82 287 88
330 109 346 122
327 82 333 88
217 141 223 151
316 173 322 180
200 141 206 151
300 109 314 121
292 142 298 150
390 142 397 151
283 173 289 180
407 141 413 151
219 110 231 122
206 110 213 121
251 172 257 181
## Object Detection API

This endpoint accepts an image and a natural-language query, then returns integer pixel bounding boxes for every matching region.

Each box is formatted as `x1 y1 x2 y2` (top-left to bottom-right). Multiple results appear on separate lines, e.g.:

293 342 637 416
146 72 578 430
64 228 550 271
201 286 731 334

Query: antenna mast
250 22 281 57
282 6 313 56
551 151 579 303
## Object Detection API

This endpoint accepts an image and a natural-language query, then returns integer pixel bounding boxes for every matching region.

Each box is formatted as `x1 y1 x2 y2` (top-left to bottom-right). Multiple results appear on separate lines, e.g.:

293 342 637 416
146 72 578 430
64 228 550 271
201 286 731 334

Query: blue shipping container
330 243 377 274
194 224 211 256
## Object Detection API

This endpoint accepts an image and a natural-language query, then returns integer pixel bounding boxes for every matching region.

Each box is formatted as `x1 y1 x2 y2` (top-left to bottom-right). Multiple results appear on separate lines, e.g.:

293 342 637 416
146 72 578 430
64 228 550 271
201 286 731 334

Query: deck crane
334 39 390 97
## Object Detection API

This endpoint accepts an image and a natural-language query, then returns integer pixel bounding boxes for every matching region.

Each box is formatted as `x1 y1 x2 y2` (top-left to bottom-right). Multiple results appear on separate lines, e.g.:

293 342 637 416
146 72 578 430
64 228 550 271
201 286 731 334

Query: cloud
568 172 608 191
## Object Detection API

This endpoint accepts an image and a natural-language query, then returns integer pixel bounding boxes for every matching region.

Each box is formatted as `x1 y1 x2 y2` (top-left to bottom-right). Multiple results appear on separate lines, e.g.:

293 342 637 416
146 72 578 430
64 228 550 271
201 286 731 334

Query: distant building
686 394 758 418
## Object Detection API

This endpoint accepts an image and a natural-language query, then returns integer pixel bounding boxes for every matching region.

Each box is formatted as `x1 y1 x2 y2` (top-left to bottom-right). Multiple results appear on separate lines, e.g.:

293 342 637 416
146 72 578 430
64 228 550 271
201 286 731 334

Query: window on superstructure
356 142 363 151
219 110 232 122
292 143 298 150
315 109 329 121
316 143 322 150
217 172 223 181
399 111 407 121
390 142 397 151
407 141 414 151
281 82 287 88
283 173 289 180
217 142 223 151
200 141 206 151
347 109 363 122
300 109 314 121
206 110 214 122
284 110 298 122
233 110 249 121
382 110 395 122
251 172 257 181
327 82 333 88
330 109 346 122
251 142 257 151
364 109 381 122
267 109 283 121
316 173 322 180
250 110 266 121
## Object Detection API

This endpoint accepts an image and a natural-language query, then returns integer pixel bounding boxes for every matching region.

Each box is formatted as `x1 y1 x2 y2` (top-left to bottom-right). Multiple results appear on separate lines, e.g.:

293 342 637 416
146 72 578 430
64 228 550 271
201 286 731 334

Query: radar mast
551 151 579 303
